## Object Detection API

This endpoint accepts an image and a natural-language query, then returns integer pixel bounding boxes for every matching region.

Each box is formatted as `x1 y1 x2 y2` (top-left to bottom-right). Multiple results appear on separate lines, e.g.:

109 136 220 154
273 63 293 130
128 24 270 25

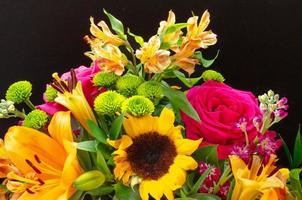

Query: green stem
13 109 26 119
213 165 231 194
25 99 35 110
125 42 138 75
243 130 249 147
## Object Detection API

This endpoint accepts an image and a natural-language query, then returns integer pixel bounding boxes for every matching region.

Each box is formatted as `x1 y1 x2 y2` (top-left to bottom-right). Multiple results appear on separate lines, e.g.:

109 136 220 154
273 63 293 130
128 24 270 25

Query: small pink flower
257 131 282 164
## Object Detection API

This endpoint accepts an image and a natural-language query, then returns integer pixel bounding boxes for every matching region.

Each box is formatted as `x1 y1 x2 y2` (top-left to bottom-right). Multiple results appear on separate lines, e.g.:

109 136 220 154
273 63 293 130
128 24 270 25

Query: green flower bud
137 81 163 103
74 170 105 191
94 91 126 115
93 72 119 88
23 109 48 129
44 85 58 102
201 70 225 83
122 95 155 117
6 81 32 103
116 74 144 97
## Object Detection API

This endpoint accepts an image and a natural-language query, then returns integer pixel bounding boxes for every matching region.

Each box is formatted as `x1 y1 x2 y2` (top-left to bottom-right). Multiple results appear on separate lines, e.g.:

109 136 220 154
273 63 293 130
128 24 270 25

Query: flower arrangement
0 9 301 200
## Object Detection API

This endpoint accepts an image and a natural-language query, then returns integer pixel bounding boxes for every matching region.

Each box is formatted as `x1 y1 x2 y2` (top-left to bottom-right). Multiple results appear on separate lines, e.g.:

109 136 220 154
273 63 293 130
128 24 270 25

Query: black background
0 0 301 165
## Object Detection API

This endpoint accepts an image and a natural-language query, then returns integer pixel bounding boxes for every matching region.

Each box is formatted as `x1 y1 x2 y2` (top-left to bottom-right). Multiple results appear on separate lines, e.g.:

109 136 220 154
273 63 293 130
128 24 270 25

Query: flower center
126 132 177 180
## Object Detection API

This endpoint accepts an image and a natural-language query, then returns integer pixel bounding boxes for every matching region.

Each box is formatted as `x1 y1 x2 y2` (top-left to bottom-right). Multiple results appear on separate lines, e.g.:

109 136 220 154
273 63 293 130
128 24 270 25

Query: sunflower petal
123 115 158 138
175 138 202 155
174 155 198 170
158 108 175 135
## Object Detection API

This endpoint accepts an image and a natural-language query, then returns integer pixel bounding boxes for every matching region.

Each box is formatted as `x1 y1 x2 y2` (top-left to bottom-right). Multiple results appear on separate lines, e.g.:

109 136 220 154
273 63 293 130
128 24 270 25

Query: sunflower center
126 132 177 180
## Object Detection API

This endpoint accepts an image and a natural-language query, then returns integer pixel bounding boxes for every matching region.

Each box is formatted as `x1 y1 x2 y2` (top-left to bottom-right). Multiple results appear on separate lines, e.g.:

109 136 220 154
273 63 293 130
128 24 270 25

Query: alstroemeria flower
95 45 127 76
51 70 97 135
185 10 217 49
4 111 82 199
229 154 289 200
157 10 182 49
171 40 200 75
89 17 124 46
136 35 171 73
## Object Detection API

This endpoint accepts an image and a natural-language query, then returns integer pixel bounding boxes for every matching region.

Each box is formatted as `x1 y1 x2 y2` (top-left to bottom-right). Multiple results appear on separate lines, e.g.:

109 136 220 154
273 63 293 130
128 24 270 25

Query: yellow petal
174 155 198 171
158 108 175 135
229 155 247 178
107 135 133 150
123 115 158 138
61 148 82 190
198 10 210 33
161 164 186 190
261 189 279 200
48 111 73 149
4 126 66 175
139 180 163 200
175 138 202 155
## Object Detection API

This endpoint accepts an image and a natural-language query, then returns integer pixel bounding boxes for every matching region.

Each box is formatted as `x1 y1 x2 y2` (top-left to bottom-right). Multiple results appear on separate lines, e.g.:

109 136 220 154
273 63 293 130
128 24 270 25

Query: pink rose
181 81 261 159
37 65 102 115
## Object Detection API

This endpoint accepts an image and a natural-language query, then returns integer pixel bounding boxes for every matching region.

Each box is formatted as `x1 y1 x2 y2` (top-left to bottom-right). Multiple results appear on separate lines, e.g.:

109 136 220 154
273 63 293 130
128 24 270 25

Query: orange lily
51 70 97 134
4 111 82 200
229 154 289 200
136 35 171 73
89 17 124 46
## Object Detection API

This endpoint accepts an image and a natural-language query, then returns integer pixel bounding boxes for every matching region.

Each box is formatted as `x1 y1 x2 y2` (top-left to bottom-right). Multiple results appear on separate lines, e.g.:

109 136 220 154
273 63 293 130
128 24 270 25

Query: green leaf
190 167 211 195
77 149 93 171
174 70 203 88
127 28 144 47
280 135 293 168
110 114 124 139
289 169 302 199
189 193 220 200
96 143 113 178
194 50 220 68
162 85 200 122
69 190 85 200
192 145 219 167
87 120 108 144
293 126 302 168
77 141 97 152
114 183 140 200
226 179 235 200
103 9 125 36
164 23 188 35
87 185 114 196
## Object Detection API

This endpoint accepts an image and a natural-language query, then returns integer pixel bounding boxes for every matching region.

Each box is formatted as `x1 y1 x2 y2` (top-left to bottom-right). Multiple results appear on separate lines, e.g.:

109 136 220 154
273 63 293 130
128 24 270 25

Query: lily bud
74 170 105 191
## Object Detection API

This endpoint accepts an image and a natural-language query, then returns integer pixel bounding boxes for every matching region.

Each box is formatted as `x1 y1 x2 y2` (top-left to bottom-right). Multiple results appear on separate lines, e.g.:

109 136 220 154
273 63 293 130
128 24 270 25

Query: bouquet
0 9 300 200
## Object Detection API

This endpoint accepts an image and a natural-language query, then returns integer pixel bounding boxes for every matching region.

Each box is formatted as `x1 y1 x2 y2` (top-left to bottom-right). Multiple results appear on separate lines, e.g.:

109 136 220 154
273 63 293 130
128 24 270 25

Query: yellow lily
229 154 289 200
85 40 127 75
4 111 82 200
89 17 124 46
157 10 182 49
185 10 217 49
136 35 171 73
51 71 97 134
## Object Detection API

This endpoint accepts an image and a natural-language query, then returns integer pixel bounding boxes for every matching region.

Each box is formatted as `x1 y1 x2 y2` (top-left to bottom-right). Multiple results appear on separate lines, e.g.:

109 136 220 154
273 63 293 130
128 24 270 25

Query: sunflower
108 108 202 200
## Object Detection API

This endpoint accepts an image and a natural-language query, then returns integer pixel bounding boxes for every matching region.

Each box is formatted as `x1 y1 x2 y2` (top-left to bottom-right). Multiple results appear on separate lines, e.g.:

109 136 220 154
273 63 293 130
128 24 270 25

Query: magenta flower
257 131 282 164
37 65 102 115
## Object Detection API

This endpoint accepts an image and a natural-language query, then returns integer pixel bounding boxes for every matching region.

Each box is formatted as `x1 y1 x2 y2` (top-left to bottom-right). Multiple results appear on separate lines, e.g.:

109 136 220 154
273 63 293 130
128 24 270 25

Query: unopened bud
74 170 105 191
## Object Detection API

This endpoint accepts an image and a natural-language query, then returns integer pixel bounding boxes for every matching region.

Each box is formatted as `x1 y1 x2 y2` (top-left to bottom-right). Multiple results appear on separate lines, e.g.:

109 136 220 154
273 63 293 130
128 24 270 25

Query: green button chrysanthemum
23 109 49 129
44 85 58 102
201 70 225 82
93 72 119 88
137 81 163 103
94 91 126 115
116 74 144 97
122 95 155 117
5 81 32 104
